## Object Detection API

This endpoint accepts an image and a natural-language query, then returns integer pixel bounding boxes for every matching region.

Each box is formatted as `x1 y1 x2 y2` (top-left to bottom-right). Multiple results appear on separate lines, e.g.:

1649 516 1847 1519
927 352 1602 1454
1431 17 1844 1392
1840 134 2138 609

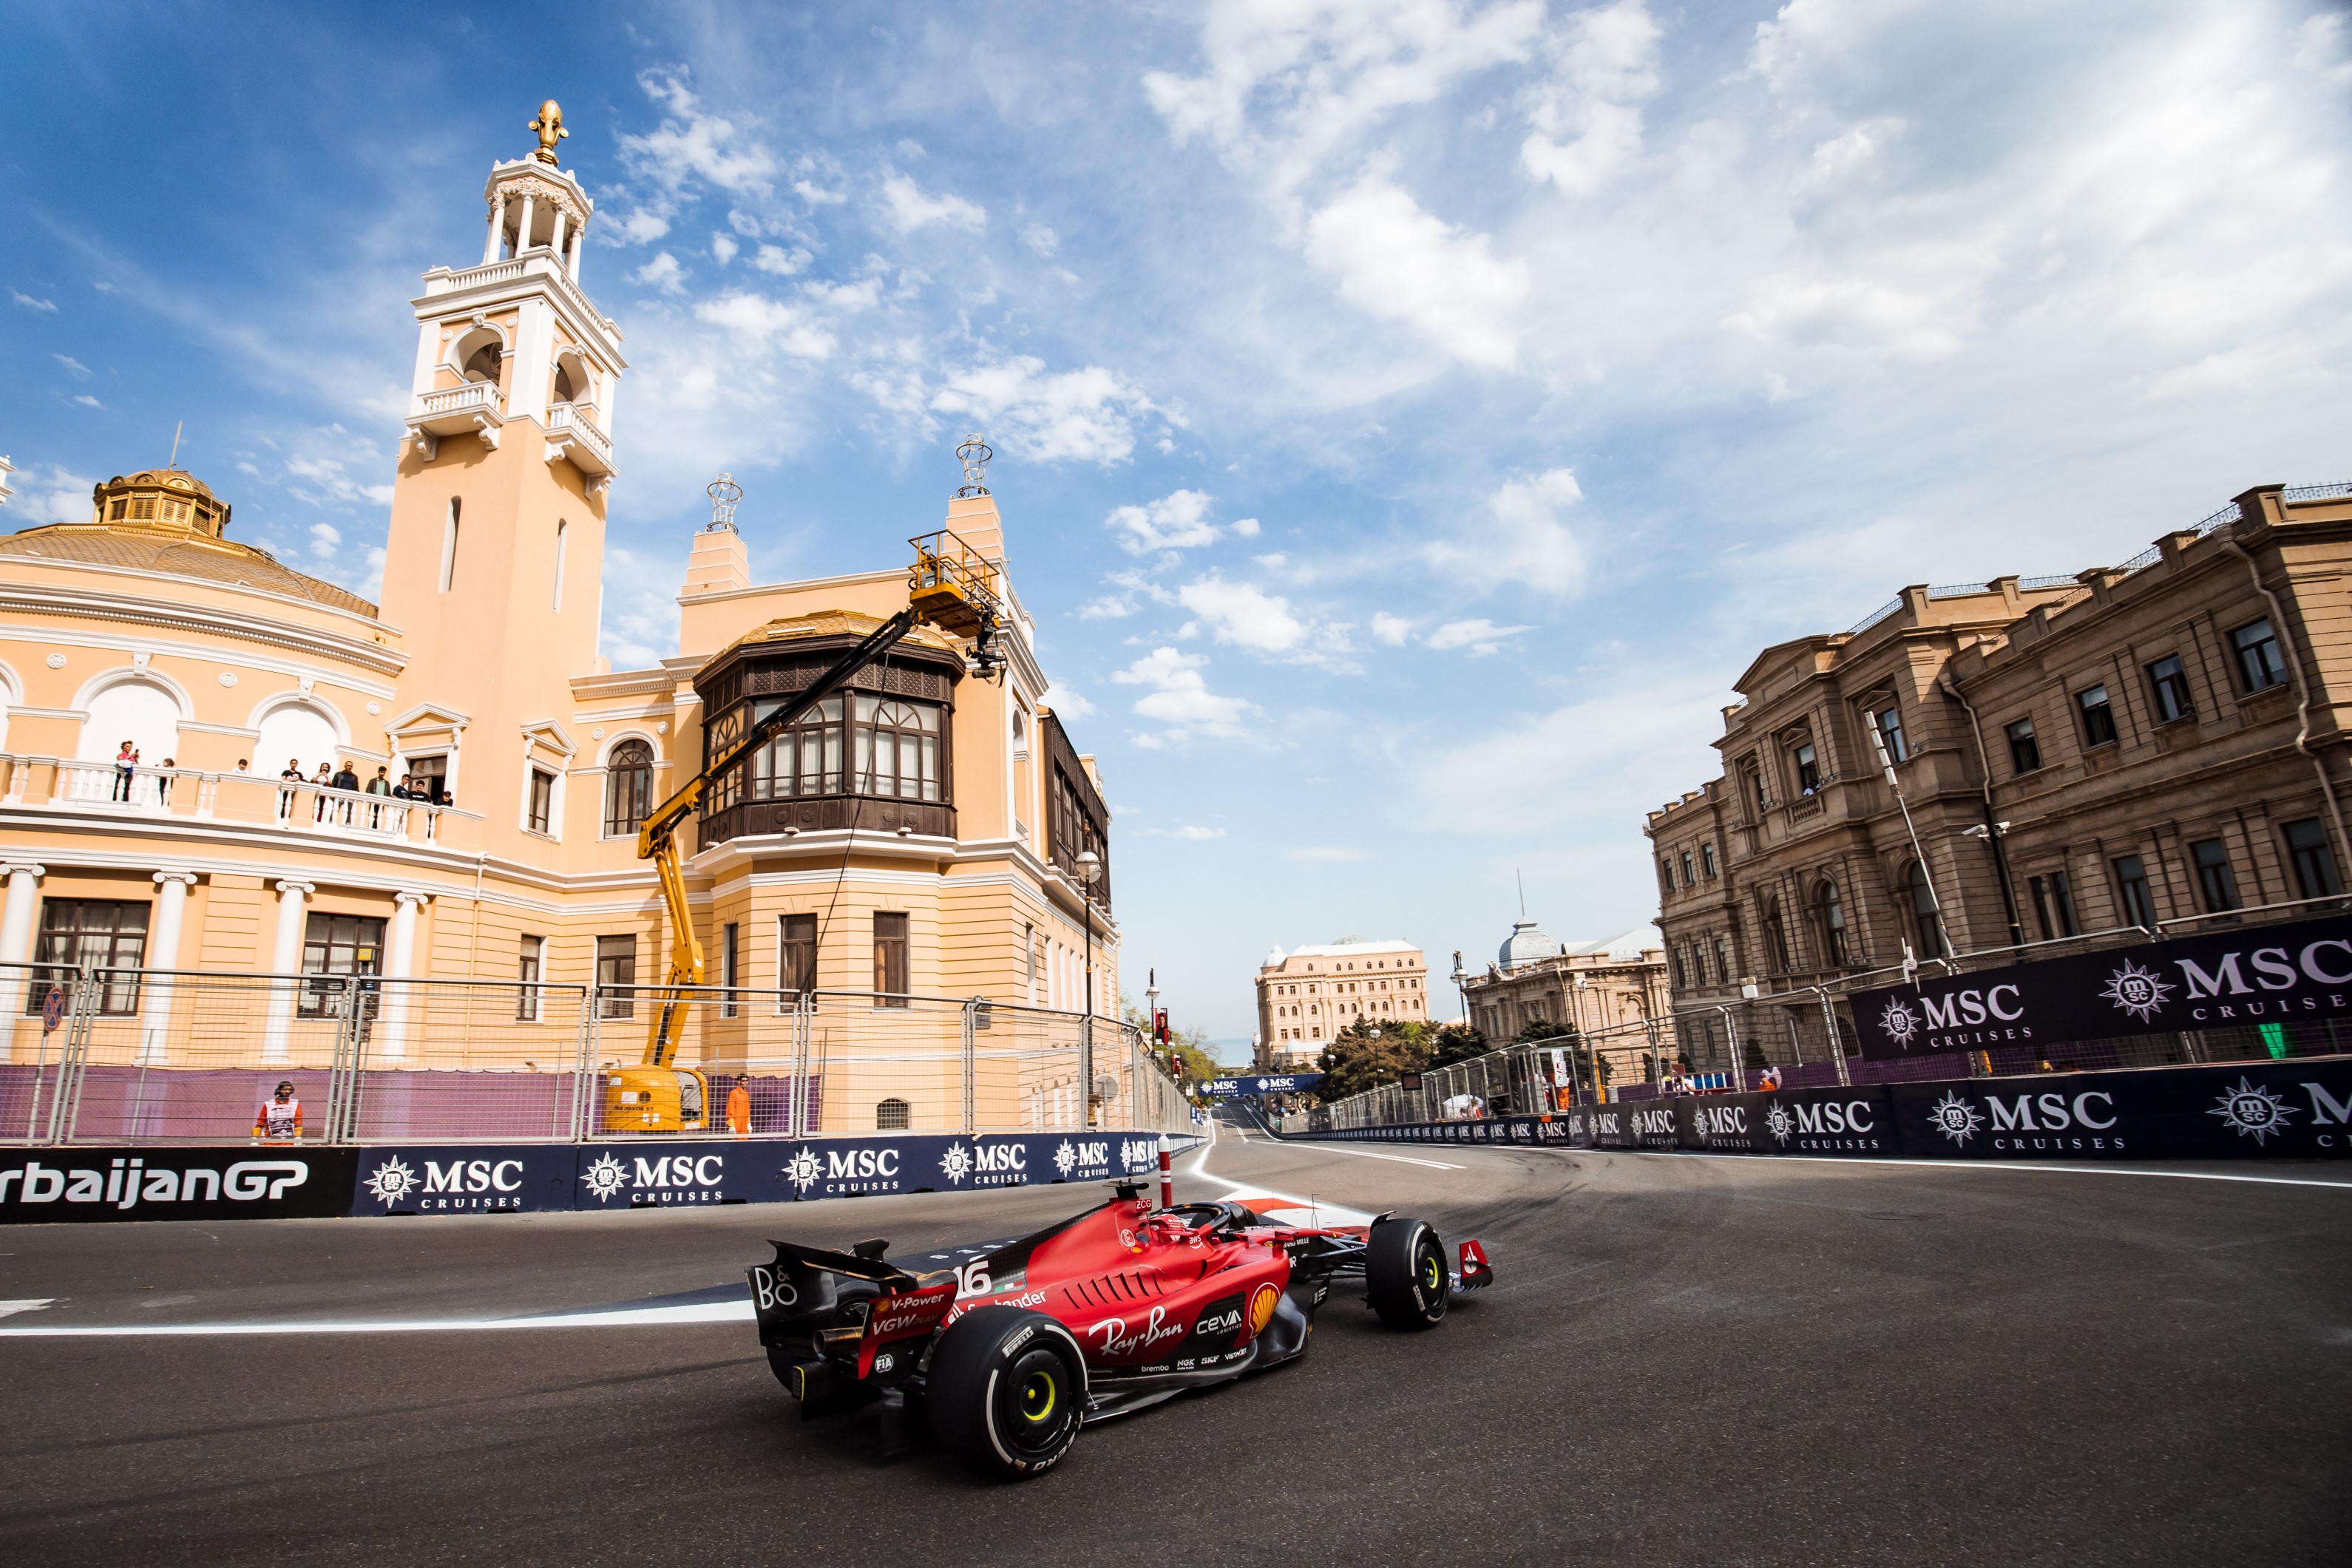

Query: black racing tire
927 1306 1086 1479
1365 1216 1451 1331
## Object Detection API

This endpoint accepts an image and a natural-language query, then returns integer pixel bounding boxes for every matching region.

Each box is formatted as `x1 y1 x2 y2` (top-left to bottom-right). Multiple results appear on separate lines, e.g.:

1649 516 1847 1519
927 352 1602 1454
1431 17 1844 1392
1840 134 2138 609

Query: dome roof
1497 917 1562 970
0 466 376 617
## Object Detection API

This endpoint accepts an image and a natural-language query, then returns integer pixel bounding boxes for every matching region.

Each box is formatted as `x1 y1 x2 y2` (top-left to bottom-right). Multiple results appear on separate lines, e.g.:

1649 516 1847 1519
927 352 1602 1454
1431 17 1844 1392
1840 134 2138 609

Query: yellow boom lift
603 531 1006 1133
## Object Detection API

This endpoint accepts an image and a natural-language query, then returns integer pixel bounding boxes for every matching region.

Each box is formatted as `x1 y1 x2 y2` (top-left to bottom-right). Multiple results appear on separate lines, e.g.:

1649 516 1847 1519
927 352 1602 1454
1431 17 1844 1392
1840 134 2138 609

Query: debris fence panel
0 965 1191 1147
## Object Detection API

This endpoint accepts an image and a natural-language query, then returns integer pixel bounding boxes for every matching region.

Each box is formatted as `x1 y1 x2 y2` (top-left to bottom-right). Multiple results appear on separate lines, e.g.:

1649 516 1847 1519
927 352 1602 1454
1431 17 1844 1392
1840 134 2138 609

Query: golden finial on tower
528 100 569 166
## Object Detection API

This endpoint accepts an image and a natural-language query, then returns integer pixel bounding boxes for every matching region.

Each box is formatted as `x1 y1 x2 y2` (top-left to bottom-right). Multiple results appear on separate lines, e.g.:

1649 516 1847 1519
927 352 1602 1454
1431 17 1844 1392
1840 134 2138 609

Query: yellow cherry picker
602 531 1006 1133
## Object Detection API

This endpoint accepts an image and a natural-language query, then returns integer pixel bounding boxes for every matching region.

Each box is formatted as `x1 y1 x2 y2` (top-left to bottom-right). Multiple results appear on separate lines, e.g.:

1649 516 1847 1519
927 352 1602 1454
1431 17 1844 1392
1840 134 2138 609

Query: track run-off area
1 1113 2345 1566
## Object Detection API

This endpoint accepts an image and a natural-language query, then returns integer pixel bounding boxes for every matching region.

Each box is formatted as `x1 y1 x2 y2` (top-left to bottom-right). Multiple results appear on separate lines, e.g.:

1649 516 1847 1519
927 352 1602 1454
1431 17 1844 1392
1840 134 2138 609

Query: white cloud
693 291 836 360
1230 517 1261 537
1424 467 1588 592
1519 0 1662 197
929 356 1162 465
1371 613 1414 646
12 290 57 312
615 67 779 242
1021 223 1060 257
1147 824 1229 840
879 172 987 234
1045 685 1094 719
794 180 848 205
711 234 739 266
631 251 689 296
71 394 104 409
1176 574 1307 653
1108 489 1221 553
8 463 97 523
1303 175 1527 369
52 353 90 379
308 521 342 560
751 243 812 276
1283 846 1372 863
1425 617 1532 654
1111 646 1255 740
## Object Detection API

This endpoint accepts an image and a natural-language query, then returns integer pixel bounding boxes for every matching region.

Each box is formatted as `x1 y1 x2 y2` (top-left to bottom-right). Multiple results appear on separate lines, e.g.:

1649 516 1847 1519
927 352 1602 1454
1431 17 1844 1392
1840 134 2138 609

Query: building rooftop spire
529 100 568 167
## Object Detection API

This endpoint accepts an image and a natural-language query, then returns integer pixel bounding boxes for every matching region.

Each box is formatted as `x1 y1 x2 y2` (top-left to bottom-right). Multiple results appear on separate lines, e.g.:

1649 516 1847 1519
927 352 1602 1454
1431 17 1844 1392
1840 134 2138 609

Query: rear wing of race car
1456 1238 1494 1292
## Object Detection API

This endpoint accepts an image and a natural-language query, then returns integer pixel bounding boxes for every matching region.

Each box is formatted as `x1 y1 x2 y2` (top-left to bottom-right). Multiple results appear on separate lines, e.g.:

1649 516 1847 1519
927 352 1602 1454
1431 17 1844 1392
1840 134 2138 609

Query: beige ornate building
1645 482 2352 1062
1457 918 1668 1047
1255 937 1429 1066
0 115 1116 1129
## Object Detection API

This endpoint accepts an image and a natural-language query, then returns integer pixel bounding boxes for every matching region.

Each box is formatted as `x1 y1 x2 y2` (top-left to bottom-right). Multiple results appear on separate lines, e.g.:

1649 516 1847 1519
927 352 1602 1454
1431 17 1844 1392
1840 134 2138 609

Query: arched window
747 696 844 801
1907 860 1945 961
451 325 504 387
604 739 654 836
1816 880 1849 967
253 700 338 782
855 696 941 801
875 1097 910 1130
552 359 580 404
1766 897 1792 972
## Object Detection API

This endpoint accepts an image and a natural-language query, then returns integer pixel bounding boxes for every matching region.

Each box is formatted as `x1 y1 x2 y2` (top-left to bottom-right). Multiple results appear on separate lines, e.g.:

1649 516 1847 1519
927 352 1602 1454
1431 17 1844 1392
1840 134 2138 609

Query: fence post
1818 989 1850 1087
960 999 977 1134
53 967 101 1144
577 989 603 1142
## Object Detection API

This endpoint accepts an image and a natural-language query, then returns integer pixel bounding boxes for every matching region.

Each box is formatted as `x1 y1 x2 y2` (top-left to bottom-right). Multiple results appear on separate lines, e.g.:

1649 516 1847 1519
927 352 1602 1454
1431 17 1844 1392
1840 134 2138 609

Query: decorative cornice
0 582 404 679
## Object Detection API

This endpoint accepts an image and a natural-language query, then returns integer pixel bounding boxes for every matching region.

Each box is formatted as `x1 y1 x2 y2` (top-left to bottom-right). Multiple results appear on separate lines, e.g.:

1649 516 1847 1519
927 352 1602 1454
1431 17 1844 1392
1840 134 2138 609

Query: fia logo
2209 1077 2294 1144
1925 1090 1985 1147
362 1155 418 1205
1879 998 1921 1048
2101 959 2175 1024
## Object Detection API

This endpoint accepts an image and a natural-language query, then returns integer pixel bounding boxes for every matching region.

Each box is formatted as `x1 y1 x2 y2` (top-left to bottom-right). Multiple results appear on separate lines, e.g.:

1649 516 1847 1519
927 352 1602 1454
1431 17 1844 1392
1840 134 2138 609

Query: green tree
1315 1019 1431 1099
1426 1022 1489 1070
1511 1018 1575 1045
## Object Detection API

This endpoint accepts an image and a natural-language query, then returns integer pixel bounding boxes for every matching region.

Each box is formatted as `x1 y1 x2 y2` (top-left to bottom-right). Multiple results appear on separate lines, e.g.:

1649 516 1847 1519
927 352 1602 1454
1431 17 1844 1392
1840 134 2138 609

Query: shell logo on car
1248 1282 1281 1336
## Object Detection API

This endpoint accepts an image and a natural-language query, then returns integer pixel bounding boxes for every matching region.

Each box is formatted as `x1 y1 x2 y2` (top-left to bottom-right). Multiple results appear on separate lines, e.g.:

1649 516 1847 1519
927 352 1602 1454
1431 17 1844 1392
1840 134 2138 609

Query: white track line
0 1299 755 1339
1272 1144 1465 1170
1611 1149 2352 1189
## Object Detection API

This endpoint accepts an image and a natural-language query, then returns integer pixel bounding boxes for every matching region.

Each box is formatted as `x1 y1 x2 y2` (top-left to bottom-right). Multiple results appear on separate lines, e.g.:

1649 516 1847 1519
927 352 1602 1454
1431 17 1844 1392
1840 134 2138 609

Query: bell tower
380 101 626 809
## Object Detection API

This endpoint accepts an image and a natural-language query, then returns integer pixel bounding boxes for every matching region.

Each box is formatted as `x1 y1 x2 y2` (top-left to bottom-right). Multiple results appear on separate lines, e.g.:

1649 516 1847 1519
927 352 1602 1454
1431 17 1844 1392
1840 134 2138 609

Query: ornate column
566 228 583 281
138 872 199 1066
261 879 314 1065
548 205 568 265
484 193 507 264
375 891 432 1062
0 862 46 1027
515 191 537 254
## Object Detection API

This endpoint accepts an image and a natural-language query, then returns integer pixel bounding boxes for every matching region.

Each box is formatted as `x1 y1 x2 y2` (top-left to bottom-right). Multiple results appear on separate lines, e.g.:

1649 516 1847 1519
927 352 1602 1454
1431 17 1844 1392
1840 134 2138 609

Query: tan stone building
0 113 1119 1134
1255 938 1430 1066
1458 918 1669 1048
1644 481 2352 1062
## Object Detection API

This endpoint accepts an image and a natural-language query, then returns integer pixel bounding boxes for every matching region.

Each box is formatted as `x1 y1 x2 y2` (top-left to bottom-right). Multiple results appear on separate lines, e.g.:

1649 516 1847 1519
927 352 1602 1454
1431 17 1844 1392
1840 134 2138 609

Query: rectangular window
2282 818 2342 900
1714 937 1731 985
1874 707 1908 764
1746 767 1766 815
2076 685 2118 747
1671 947 1687 988
2191 838 2241 913
853 694 943 801
873 912 909 1005
720 922 739 1019
28 898 149 1016
2029 873 2080 940
2005 718 2041 775
597 934 637 1019
779 913 818 1006
526 768 555 834
405 753 448 804
1680 851 1695 886
2146 655 2193 724
747 696 845 801
2231 618 2288 693
2112 857 2156 929
1701 843 1718 878
1792 742 1820 795
299 912 385 1018
516 934 544 1021
1658 858 1674 896
438 498 461 594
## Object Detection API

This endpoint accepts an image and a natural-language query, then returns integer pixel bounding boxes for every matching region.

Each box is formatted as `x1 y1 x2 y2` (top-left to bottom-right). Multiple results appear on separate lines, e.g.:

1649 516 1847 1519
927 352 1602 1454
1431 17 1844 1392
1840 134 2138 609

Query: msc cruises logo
2100 959 2175 1024
1925 1090 1985 1147
2209 1077 2294 1145
1878 998 1921 1049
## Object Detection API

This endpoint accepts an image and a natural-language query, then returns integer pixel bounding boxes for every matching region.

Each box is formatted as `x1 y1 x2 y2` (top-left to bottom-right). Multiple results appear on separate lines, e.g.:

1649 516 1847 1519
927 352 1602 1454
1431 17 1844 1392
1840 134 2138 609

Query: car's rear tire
928 1306 1086 1479
1365 1216 1451 1330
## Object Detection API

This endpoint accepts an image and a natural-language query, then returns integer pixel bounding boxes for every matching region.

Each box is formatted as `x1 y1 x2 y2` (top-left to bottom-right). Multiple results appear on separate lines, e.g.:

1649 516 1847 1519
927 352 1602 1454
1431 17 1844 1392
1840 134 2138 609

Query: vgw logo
580 1151 729 1204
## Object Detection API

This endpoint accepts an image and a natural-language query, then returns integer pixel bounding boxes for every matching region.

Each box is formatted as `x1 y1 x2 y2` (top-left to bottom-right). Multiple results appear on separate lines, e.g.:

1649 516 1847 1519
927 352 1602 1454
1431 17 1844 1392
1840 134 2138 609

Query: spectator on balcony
364 764 392 827
112 739 139 801
278 758 304 820
330 760 359 824
311 761 335 821
234 758 250 773
157 758 177 804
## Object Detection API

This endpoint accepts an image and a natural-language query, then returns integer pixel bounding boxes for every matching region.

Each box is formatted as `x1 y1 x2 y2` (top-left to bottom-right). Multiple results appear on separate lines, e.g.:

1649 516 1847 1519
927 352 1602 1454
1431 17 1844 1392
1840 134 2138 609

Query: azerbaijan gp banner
1199 1073 1324 1098
1847 913 2352 1060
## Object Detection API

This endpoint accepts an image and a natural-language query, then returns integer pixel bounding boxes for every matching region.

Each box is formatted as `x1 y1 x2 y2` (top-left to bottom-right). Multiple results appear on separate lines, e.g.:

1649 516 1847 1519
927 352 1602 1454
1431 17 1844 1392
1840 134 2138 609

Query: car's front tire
1365 1216 1451 1330
928 1306 1086 1479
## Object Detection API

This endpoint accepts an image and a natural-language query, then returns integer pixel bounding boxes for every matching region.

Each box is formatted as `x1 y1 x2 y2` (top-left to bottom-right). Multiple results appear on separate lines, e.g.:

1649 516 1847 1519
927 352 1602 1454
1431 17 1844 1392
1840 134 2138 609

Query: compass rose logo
1879 998 1922 1049
2209 1077 2295 1144
580 1154 630 1204
2100 959 2175 1023
939 1143 974 1185
362 1155 418 1206
1925 1090 1985 1147
1052 1139 1078 1177
783 1146 822 1194
1764 1103 1796 1146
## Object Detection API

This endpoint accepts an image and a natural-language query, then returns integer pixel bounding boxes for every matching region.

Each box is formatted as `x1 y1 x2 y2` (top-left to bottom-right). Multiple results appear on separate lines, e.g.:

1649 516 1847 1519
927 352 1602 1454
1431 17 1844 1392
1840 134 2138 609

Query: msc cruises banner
1846 914 2352 1059
1199 1074 1324 1098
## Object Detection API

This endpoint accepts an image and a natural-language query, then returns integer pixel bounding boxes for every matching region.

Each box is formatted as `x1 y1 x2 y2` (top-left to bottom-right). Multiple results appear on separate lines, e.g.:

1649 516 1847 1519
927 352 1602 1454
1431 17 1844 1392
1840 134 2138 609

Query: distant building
1459 918 1669 1048
1255 937 1429 1067
1644 481 2352 1065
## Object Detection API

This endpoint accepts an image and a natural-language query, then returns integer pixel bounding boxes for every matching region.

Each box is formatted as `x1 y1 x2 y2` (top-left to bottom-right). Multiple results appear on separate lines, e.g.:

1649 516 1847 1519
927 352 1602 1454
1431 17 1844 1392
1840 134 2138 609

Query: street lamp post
1450 950 1468 1028
1077 849 1101 1127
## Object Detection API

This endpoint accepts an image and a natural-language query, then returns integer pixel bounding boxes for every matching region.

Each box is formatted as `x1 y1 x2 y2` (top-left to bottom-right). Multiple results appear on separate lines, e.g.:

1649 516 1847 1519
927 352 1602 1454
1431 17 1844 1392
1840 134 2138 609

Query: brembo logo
0 1156 308 1212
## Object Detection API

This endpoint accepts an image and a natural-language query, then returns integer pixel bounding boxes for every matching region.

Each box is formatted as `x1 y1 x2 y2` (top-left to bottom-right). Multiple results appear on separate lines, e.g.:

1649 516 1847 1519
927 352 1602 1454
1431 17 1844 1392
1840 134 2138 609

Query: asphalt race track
1 1113 2346 1566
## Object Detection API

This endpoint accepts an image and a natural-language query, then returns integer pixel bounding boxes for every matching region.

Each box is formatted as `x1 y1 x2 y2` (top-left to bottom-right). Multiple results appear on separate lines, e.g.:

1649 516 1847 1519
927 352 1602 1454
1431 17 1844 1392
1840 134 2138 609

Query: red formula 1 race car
746 1178 1493 1478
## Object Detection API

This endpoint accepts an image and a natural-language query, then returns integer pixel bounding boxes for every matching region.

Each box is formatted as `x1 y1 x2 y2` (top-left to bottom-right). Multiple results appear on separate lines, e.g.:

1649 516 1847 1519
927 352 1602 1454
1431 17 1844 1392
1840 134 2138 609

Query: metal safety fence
0 962 1187 1147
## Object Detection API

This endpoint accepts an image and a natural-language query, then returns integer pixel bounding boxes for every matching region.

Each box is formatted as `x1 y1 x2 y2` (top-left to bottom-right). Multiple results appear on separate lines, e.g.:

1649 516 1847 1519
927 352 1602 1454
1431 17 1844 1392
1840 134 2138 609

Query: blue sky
5 1 2350 1048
